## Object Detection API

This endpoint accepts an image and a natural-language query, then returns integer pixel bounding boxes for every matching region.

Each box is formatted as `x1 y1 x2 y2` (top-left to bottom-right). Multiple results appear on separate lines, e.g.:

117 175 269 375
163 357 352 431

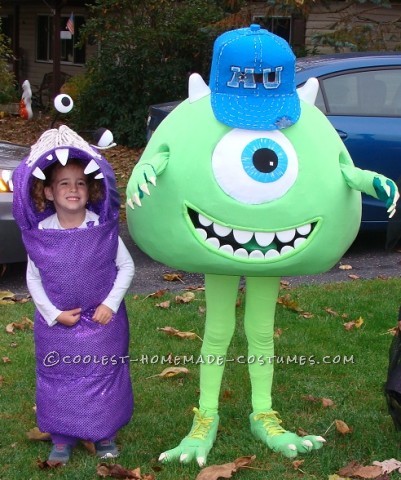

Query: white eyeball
54 94 74 113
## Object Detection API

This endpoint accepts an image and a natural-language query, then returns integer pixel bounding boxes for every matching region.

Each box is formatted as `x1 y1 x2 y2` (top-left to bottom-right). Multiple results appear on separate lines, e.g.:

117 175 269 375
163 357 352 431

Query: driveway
1 223 401 296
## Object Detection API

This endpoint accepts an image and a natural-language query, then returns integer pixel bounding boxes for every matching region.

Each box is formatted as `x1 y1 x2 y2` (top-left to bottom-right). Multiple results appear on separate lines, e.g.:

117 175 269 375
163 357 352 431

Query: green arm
126 151 169 208
340 164 399 217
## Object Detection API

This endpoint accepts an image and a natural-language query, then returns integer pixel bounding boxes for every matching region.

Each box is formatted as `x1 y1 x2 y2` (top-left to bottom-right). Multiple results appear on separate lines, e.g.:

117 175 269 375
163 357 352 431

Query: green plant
0 17 17 104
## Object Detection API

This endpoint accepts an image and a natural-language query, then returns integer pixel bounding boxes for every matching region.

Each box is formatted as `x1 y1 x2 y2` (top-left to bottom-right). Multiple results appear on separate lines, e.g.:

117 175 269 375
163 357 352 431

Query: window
321 69 401 117
253 15 292 43
36 15 85 65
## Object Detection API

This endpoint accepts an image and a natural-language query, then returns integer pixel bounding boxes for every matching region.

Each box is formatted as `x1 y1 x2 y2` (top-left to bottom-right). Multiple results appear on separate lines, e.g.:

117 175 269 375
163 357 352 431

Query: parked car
0 142 29 263
147 52 401 231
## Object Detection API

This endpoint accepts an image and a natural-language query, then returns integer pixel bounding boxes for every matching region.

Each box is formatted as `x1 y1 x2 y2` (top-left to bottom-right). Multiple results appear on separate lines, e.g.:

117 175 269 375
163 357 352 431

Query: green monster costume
126 25 398 466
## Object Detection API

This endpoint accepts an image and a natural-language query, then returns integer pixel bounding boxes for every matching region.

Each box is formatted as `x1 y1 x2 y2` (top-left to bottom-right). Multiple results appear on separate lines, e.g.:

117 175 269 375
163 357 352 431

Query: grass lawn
1 278 401 479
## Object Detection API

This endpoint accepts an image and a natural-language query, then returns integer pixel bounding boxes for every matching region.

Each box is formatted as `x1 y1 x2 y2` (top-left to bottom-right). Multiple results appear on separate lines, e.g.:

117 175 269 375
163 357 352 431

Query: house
1 0 401 100
0 0 96 99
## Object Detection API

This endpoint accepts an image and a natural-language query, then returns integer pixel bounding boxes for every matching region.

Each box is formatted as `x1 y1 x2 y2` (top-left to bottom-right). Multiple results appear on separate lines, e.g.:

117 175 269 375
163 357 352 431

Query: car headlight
0 169 13 192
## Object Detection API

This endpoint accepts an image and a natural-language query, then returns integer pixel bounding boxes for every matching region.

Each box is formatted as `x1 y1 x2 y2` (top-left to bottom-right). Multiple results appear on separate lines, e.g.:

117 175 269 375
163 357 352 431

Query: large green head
126 26 361 276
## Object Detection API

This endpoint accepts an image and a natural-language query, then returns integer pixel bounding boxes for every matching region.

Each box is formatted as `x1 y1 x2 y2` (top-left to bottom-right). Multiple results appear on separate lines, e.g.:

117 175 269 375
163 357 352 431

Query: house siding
1 3 96 89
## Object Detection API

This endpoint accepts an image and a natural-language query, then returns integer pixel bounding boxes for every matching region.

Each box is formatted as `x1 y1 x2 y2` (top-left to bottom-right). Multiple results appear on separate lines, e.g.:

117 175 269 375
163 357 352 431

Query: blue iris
241 138 288 183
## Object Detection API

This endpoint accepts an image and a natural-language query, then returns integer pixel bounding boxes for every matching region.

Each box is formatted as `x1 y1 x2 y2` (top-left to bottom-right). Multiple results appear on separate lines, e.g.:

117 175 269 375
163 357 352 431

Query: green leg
159 274 240 466
245 276 326 458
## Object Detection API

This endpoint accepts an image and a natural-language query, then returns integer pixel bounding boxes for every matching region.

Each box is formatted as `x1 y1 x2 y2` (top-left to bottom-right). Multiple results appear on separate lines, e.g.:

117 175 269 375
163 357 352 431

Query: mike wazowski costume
126 25 398 465
12 126 133 443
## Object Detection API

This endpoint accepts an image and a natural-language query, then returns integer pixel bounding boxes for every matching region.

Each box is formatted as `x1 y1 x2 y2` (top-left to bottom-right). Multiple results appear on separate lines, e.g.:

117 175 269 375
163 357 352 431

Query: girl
13 126 134 464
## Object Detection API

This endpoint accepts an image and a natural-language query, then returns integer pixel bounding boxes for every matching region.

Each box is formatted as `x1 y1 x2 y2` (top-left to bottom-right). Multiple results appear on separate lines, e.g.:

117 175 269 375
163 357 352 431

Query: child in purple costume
12 126 134 464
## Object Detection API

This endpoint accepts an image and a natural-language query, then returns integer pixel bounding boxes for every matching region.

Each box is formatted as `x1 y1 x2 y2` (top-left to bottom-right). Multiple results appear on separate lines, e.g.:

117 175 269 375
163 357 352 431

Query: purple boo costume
12 126 133 441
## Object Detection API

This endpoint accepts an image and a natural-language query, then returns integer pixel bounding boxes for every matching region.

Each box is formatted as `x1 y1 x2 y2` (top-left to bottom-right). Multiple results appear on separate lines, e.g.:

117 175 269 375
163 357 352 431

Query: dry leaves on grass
5 316 34 334
146 366 189 379
155 300 170 309
163 273 185 283
335 419 352 435
157 326 202 341
37 459 63 469
302 394 336 408
343 317 364 331
97 463 154 479
338 460 383 479
26 427 50 441
195 455 256 480
175 292 196 303
0 290 30 305
277 294 313 318
339 264 353 270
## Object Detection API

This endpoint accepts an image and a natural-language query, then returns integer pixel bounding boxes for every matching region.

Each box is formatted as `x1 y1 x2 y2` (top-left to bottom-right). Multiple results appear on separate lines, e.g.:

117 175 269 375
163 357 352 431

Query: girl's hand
56 308 81 326
92 304 113 325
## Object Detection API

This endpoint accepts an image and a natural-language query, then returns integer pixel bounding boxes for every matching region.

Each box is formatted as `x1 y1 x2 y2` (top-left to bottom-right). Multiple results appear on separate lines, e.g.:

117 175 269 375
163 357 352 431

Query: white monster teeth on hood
255 231 275 247
233 229 253 244
55 148 70 166
84 159 100 174
32 167 46 180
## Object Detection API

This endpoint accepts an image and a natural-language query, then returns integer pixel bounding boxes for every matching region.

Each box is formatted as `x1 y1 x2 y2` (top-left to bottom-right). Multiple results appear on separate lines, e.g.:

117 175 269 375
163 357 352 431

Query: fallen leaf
196 455 256 480
26 427 51 441
96 463 143 479
198 306 206 314
339 264 353 270
155 301 170 309
37 459 63 469
335 419 352 435
2 356 11 363
0 376 4 387
163 273 184 283
0 290 15 304
373 459 401 474
297 427 309 436
325 307 339 316
144 289 168 300
5 317 34 334
146 367 189 379
338 461 382 478
348 274 360 280
175 292 196 303
185 285 205 291
322 397 335 408
157 326 201 341
277 294 304 313
292 459 304 470
344 317 364 331
300 312 314 318
274 328 283 337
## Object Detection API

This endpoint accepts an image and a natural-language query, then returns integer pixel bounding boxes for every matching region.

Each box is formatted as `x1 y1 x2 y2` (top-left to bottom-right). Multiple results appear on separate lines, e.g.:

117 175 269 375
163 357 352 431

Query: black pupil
61 97 71 107
253 148 278 173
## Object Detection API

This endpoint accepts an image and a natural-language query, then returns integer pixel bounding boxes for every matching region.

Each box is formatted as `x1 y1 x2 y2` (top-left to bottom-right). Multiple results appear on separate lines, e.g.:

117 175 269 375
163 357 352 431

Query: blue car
147 52 401 231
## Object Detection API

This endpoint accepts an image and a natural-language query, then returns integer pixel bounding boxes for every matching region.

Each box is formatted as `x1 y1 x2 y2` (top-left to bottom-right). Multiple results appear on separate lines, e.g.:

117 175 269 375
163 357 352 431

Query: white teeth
84 159 100 174
294 237 306 248
255 231 275 247
233 229 253 244
234 248 248 258
196 228 207 240
206 237 220 248
213 223 231 237
194 212 313 260
46 154 53 161
219 244 234 255
32 167 46 180
55 148 69 166
276 228 296 243
94 172 104 179
249 250 264 259
265 249 280 258
297 224 311 235
199 214 213 227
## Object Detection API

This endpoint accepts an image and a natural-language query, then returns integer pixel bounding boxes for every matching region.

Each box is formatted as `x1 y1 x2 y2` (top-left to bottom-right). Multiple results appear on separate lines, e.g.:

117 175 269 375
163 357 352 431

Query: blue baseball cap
209 24 300 131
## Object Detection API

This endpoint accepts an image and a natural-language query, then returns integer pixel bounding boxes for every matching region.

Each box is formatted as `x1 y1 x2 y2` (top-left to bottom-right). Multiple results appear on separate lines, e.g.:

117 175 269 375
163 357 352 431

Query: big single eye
54 94 74 113
212 128 298 204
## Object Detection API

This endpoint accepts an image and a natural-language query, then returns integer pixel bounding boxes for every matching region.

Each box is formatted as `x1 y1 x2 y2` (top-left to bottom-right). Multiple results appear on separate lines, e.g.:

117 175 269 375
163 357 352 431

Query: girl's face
44 163 89 216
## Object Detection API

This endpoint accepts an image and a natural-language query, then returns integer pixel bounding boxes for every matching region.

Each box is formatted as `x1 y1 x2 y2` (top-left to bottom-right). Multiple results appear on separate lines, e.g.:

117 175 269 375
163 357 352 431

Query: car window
320 68 401 117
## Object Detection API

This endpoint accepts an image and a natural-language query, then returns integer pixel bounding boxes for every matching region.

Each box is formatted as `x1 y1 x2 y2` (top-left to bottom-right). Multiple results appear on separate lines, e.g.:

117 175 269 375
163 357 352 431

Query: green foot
250 411 326 458
159 407 219 467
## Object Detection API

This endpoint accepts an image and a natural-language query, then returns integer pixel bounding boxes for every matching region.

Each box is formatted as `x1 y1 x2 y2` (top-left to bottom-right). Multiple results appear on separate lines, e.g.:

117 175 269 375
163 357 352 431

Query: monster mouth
187 207 317 260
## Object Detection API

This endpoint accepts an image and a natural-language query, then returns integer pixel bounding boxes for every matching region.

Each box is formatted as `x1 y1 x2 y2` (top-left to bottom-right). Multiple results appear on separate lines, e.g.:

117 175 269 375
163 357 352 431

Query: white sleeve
101 237 135 313
26 256 62 327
